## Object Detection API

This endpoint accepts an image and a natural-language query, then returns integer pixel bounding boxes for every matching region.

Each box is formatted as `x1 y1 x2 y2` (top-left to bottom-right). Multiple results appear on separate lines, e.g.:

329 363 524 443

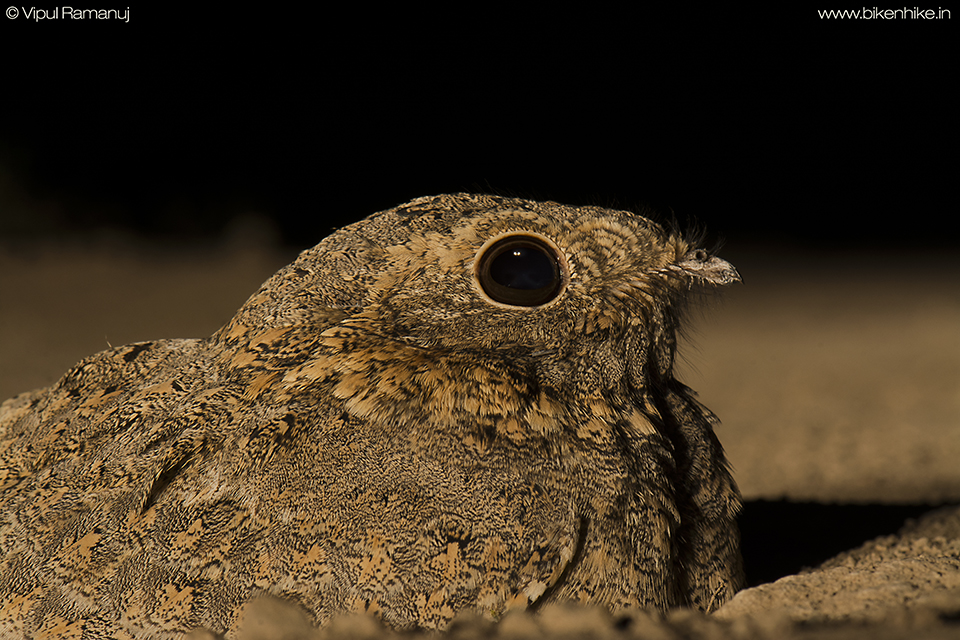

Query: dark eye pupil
489 246 556 290
476 236 564 307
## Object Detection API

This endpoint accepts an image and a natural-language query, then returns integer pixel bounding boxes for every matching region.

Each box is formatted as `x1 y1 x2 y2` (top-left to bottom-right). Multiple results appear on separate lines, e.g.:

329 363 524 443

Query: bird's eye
475 235 564 307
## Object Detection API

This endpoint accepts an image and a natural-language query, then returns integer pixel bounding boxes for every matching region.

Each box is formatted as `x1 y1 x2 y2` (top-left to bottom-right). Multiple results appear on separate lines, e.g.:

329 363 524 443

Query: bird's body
0 194 744 638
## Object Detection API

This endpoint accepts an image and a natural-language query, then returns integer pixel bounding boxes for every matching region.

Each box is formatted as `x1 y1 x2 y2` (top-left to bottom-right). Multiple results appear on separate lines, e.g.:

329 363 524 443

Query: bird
0 193 745 638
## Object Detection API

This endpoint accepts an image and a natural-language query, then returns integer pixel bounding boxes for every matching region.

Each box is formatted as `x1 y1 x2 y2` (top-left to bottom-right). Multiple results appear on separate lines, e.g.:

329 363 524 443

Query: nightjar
0 193 744 638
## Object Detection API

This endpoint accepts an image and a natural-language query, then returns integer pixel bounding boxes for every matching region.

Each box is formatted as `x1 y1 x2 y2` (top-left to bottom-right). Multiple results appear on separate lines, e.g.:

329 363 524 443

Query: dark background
1 7 954 251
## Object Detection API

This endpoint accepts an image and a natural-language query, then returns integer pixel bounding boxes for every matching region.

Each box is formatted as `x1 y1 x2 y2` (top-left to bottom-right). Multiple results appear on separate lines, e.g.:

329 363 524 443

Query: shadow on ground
739 500 942 586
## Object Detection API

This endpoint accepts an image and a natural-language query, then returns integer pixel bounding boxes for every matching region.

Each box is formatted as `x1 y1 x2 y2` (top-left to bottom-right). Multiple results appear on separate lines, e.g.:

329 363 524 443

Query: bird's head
225 194 739 400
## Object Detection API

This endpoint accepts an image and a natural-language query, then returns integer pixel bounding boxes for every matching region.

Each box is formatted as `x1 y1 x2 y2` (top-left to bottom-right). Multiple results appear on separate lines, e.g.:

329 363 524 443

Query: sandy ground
1 237 958 638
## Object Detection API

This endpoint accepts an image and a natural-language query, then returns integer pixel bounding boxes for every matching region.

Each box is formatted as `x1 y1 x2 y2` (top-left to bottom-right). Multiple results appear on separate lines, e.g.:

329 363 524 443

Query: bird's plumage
0 194 744 638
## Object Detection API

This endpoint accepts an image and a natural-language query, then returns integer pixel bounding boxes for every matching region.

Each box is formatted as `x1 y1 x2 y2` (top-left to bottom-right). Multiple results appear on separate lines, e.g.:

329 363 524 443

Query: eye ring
474 233 566 307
